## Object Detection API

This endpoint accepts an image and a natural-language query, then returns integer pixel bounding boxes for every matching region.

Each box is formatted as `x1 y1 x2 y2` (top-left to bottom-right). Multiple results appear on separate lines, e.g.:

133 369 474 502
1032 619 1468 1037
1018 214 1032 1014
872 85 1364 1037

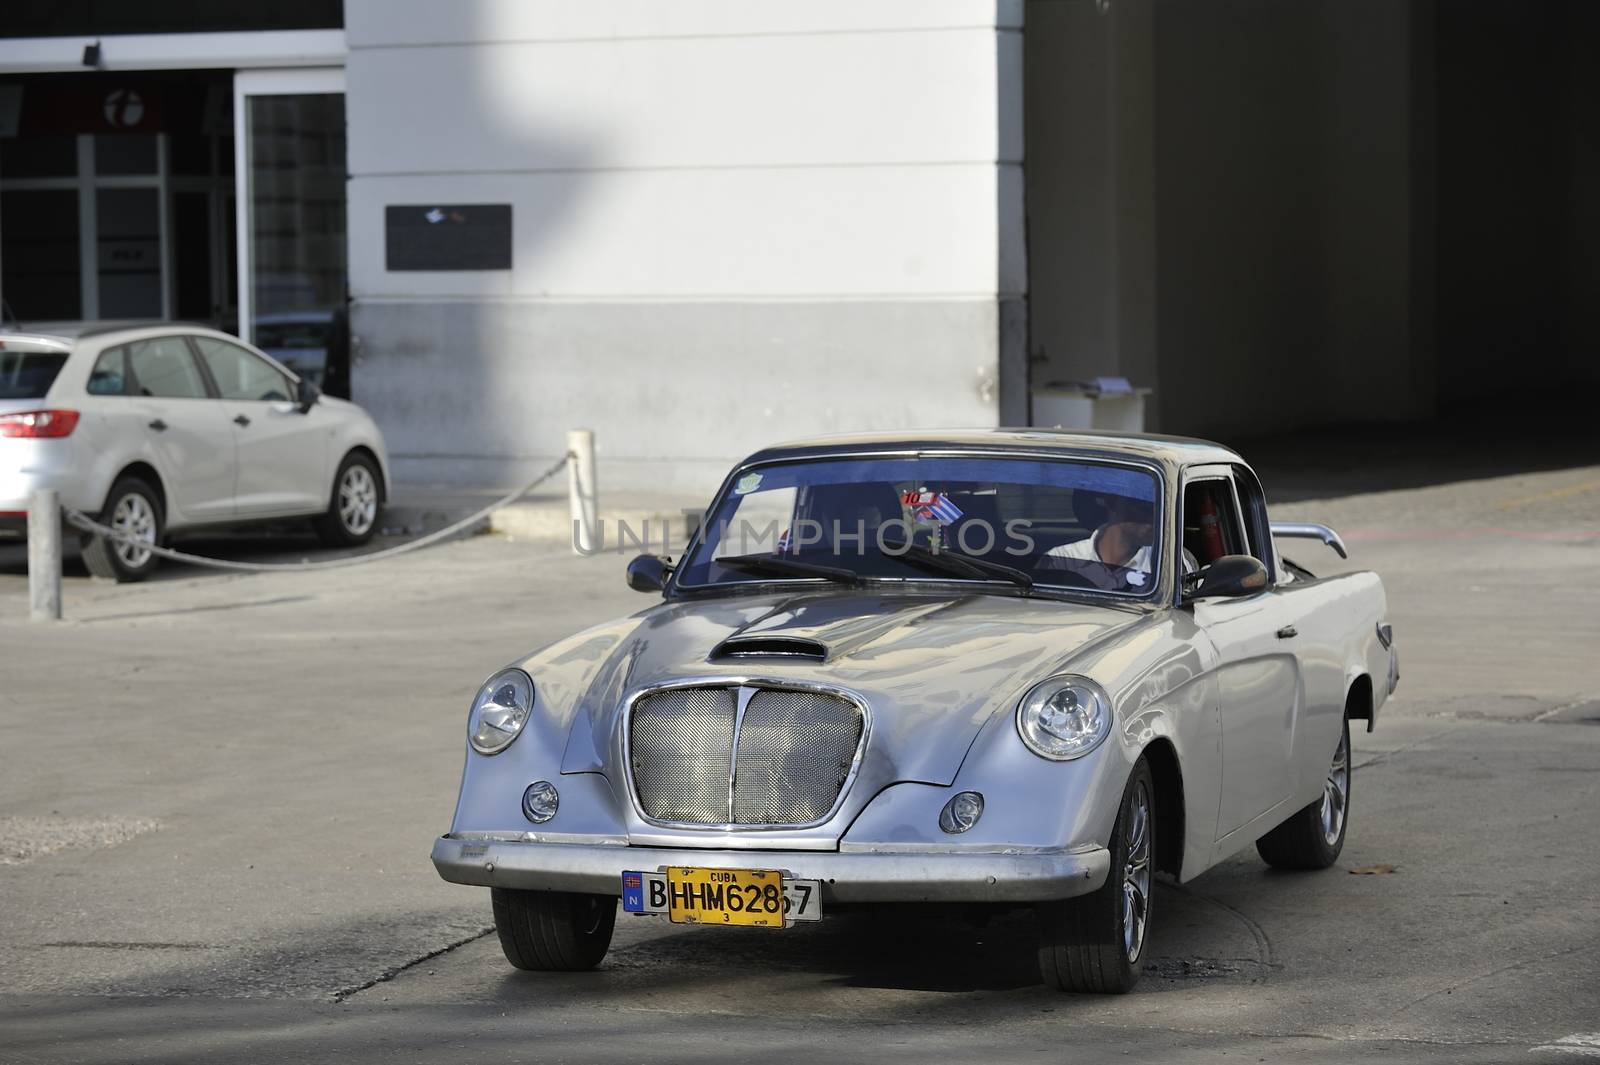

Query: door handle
233 414 251 427
1276 625 1298 639
147 419 168 432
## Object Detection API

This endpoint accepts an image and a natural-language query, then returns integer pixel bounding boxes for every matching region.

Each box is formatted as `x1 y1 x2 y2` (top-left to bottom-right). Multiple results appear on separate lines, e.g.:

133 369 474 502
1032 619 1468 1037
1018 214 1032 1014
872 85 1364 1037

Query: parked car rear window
0 350 69 399
87 348 128 395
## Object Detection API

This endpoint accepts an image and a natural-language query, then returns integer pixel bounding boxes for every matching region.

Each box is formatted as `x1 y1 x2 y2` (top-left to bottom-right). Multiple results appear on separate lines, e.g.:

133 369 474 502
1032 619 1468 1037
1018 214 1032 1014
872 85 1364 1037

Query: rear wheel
81 476 163 583
491 888 617 971
314 451 381 547
1256 714 1350 869
1037 757 1154 993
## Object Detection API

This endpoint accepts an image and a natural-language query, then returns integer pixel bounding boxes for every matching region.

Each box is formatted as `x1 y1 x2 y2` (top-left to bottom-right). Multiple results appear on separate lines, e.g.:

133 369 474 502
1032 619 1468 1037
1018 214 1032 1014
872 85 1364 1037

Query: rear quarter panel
1277 569 1389 810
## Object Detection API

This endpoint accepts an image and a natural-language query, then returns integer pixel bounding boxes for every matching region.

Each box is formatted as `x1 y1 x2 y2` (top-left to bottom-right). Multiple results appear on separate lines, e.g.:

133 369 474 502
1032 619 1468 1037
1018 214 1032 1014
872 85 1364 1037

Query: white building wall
345 0 1023 492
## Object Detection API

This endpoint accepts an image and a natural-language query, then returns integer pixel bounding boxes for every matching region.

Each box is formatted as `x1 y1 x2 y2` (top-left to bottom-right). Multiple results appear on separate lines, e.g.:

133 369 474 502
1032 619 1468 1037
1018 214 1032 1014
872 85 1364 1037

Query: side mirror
626 554 673 593
1183 554 1269 600
296 376 321 413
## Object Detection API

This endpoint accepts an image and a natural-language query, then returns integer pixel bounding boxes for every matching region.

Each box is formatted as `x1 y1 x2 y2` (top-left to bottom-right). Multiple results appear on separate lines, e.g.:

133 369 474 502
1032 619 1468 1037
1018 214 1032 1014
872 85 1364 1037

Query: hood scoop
710 635 829 663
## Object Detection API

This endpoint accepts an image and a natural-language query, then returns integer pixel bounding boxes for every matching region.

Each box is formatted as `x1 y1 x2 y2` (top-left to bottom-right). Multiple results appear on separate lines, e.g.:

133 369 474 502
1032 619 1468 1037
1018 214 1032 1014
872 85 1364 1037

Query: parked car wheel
314 451 381 547
1256 713 1350 870
491 888 617 971
81 476 163 583
1036 756 1155 993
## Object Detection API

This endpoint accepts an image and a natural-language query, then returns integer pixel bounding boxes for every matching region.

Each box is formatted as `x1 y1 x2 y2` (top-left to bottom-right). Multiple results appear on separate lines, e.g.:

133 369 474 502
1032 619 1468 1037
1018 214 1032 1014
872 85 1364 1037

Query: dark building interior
1025 0 1598 440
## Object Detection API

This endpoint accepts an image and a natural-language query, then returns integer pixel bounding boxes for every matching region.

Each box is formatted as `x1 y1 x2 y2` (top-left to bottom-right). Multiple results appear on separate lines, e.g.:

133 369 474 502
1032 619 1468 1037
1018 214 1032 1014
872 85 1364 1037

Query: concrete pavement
1 453 1597 1062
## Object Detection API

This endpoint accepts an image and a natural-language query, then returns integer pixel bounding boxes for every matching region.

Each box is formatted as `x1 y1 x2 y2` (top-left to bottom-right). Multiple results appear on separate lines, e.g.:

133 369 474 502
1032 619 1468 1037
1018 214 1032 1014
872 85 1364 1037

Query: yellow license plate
664 866 786 928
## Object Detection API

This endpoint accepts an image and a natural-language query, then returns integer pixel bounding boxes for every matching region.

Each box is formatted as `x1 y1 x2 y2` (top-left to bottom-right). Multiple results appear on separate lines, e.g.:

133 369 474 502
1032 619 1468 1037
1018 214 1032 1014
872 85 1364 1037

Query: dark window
0 135 77 179
0 1 343 38
127 336 208 399
1181 478 1246 568
1229 465 1277 579
0 350 69 399
0 189 82 320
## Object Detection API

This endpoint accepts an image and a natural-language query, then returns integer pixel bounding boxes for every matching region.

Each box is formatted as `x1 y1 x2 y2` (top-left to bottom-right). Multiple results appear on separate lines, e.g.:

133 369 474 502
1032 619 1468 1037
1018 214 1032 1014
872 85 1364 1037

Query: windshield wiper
878 536 1034 593
714 553 864 586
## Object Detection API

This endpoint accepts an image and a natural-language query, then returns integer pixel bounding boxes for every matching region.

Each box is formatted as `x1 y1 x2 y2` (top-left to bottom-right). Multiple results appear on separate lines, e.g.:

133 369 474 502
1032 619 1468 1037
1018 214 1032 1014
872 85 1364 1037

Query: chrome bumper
431 834 1110 904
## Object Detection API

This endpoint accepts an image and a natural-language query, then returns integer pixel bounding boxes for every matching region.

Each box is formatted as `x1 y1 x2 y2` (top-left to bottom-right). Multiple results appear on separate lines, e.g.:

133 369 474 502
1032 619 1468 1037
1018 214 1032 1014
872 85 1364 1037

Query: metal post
28 489 62 622
567 429 598 555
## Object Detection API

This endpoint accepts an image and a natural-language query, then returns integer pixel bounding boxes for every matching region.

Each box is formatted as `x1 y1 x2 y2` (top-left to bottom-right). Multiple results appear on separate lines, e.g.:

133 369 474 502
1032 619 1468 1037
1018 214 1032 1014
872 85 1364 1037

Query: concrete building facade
345 1 1027 491
3 1 1596 493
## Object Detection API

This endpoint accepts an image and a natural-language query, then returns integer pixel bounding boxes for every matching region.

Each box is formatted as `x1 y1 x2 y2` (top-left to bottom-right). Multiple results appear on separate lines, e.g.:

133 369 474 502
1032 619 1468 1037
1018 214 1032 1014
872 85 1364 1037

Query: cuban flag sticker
902 490 964 525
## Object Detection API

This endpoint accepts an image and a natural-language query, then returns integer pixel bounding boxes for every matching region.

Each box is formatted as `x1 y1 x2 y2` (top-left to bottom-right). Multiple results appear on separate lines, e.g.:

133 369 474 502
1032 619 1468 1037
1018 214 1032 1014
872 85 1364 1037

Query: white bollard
567 429 598 555
28 488 62 622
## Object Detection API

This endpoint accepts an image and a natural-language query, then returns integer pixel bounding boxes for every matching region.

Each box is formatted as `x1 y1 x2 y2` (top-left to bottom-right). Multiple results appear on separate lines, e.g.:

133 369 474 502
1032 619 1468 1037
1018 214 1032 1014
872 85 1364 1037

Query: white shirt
1040 529 1195 590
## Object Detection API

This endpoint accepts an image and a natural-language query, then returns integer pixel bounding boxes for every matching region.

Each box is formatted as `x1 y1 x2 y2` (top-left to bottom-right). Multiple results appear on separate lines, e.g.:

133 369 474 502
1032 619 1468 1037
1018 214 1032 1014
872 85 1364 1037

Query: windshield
0 349 69 399
677 455 1164 598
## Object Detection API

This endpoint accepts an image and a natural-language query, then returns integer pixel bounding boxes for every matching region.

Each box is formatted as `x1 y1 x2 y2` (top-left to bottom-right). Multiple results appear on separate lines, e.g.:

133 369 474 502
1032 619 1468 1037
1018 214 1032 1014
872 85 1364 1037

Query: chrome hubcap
1321 728 1350 846
111 493 156 567
1122 780 1152 963
338 465 377 535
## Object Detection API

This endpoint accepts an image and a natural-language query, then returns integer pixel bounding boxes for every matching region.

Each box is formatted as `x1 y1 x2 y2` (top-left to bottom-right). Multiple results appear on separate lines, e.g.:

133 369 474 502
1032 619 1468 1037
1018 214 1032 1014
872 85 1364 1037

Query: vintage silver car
432 430 1398 993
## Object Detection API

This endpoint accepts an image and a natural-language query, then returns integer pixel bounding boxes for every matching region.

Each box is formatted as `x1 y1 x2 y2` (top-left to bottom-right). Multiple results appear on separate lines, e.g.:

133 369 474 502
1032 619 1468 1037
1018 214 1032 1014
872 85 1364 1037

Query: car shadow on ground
469 882 1270 1005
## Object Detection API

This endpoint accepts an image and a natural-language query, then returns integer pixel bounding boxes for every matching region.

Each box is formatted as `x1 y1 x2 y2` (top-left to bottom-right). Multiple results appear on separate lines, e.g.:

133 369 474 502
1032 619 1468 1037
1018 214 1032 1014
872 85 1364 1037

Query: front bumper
431 834 1110 904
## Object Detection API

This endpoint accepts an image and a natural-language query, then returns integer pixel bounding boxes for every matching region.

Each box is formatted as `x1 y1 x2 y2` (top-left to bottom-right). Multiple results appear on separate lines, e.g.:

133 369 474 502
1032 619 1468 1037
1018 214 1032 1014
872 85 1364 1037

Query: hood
543 590 1149 787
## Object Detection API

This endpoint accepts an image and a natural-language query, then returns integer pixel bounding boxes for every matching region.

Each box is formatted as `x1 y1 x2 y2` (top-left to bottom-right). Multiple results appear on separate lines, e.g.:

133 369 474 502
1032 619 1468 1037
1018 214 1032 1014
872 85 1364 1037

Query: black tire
1256 713 1350 870
313 451 382 547
491 888 617 971
1037 756 1155 993
81 476 163 583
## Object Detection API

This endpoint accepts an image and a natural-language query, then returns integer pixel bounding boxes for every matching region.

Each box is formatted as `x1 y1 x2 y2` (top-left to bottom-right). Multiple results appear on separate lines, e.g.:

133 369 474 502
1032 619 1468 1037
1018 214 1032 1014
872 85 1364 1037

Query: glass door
233 68 346 391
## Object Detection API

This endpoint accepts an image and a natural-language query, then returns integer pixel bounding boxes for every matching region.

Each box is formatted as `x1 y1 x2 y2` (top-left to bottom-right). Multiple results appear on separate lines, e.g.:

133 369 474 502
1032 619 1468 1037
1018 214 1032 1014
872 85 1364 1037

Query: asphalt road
1 458 1597 1063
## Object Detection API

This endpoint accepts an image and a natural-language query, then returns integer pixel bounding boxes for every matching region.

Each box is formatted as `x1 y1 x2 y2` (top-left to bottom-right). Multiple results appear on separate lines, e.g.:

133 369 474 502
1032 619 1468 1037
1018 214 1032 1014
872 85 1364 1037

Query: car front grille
629 684 865 827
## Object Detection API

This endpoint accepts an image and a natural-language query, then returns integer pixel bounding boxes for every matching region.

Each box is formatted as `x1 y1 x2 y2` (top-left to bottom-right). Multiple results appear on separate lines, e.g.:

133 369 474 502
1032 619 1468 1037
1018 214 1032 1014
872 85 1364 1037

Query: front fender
844 629 1219 870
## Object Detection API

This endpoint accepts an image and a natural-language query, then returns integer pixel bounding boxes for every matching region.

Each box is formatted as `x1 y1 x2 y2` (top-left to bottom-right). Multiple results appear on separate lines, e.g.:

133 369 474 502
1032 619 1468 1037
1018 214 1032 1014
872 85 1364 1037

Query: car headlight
1016 675 1113 761
468 669 534 755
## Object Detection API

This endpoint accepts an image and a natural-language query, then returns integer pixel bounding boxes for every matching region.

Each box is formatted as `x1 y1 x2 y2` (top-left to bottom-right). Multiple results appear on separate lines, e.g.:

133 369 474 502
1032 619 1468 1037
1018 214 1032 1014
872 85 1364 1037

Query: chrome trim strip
432 834 1112 903
445 829 629 846
1270 521 1349 559
622 675 873 834
726 684 755 822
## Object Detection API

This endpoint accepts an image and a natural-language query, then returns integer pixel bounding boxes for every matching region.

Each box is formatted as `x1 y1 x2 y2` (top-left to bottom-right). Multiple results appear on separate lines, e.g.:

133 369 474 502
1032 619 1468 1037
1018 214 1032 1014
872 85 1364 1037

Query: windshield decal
733 472 764 495
902 489 964 525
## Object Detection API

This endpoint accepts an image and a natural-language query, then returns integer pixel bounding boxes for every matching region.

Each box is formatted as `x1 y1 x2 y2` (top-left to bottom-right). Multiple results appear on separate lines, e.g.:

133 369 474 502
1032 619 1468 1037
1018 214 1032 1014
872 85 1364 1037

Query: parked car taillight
0 410 80 438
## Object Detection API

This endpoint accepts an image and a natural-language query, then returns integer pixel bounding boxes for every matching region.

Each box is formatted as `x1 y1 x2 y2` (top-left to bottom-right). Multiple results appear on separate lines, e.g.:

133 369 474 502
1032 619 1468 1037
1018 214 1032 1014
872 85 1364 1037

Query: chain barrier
59 452 574 574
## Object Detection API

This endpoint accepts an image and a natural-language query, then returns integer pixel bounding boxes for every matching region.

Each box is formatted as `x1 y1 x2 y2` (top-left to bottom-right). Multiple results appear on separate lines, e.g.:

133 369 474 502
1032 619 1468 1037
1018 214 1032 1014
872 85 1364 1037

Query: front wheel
1036 756 1155 993
81 476 163 583
491 888 617 971
1256 714 1350 870
314 452 382 547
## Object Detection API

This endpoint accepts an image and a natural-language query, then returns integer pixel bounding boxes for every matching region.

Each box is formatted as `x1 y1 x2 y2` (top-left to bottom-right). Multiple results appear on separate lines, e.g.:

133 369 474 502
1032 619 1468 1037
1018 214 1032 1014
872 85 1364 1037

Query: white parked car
0 321 389 581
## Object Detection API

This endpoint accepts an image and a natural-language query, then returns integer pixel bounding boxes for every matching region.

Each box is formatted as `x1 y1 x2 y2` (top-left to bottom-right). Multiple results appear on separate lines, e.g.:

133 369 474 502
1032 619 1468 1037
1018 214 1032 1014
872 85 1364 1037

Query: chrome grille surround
624 678 870 830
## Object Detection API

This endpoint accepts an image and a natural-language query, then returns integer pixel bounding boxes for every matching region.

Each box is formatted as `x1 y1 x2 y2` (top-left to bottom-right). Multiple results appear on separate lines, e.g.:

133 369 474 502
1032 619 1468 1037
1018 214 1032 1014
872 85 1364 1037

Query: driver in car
1040 494 1194 590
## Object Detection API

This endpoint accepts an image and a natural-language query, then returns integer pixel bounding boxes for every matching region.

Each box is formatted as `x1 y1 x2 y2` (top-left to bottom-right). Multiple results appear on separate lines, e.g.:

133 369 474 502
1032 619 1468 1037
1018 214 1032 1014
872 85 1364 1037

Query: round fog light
522 780 559 824
939 791 984 834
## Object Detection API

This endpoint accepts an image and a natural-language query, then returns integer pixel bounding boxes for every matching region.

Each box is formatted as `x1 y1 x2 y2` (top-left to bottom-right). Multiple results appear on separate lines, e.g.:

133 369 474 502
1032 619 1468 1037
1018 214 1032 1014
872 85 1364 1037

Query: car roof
741 428 1244 470
2 320 220 344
